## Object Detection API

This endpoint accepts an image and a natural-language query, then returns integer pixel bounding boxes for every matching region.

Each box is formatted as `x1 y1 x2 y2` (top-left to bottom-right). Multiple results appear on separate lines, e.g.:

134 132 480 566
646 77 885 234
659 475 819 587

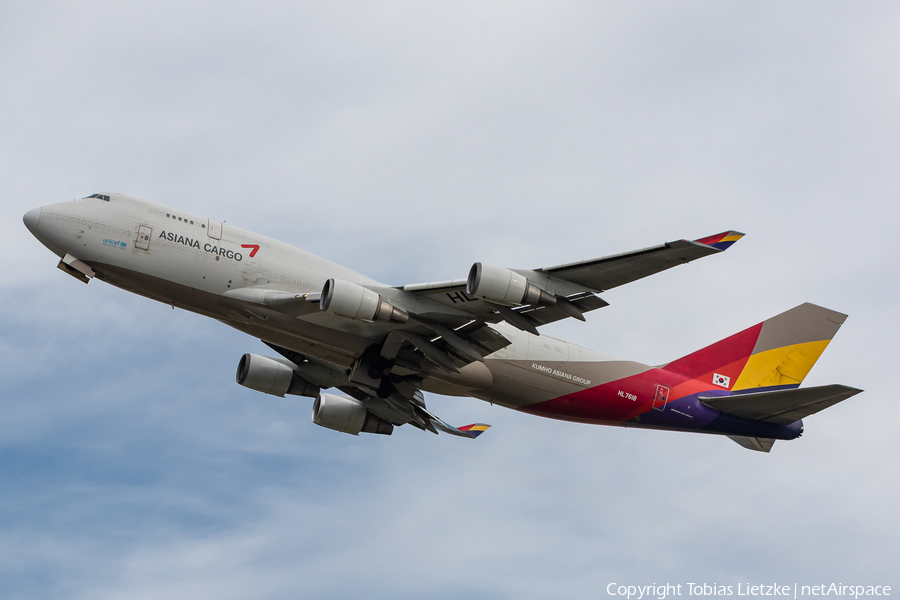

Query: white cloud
2 1 898 597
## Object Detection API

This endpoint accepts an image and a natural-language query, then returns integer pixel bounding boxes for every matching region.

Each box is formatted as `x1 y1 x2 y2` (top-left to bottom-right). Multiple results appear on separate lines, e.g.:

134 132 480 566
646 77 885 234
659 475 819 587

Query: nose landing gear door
136 225 152 250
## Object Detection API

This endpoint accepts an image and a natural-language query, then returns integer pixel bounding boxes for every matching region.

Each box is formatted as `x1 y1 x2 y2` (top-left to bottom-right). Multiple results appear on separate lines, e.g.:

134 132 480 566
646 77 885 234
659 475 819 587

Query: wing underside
263 342 491 439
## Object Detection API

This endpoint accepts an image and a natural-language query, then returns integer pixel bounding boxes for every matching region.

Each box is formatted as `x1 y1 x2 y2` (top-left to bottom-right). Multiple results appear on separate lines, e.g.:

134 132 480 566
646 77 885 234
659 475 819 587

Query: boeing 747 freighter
23 193 861 452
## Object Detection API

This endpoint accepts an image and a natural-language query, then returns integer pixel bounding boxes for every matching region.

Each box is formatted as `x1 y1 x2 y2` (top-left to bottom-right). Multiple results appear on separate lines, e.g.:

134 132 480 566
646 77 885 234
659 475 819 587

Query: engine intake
236 354 319 398
466 263 556 307
311 393 394 435
320 279 408 323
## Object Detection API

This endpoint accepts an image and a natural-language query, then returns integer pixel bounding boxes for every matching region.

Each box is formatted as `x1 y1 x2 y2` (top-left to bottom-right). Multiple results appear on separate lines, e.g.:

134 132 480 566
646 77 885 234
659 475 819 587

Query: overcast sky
2 2 899 598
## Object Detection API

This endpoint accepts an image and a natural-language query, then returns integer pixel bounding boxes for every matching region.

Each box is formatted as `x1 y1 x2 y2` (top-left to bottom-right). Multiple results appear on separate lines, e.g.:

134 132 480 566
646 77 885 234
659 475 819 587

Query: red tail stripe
662 322 762 379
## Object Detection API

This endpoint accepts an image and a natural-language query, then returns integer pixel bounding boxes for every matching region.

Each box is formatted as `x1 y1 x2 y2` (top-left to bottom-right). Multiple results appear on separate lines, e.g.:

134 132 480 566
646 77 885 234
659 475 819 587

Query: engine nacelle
466 263 556 307
320 279 408 323
236 354 319 398
311 393 394 435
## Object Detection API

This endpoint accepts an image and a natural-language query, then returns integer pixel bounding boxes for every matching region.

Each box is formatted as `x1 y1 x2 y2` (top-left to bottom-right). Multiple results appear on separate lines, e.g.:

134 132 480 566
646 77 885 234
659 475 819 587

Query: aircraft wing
537 230 745 293
402 230 744 335
264 341 490 438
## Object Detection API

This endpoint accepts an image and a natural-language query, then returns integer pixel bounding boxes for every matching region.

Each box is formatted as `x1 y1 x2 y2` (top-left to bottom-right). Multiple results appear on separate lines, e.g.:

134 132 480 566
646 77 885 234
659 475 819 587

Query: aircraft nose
23 207 42 234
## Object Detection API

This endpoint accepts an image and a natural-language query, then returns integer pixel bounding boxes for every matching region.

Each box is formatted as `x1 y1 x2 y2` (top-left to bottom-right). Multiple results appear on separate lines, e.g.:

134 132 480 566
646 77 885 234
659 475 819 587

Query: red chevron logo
240 244 260 257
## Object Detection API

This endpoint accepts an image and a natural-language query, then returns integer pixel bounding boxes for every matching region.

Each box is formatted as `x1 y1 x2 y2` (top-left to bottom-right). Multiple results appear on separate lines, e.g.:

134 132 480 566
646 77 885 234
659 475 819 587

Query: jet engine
320 278 408 323
311 392 394 435
236 354 319 398
466 263 556 306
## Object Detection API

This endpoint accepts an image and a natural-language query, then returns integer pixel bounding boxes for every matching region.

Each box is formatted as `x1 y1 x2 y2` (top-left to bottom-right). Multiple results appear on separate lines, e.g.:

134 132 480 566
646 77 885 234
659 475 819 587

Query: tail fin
663 303 848 393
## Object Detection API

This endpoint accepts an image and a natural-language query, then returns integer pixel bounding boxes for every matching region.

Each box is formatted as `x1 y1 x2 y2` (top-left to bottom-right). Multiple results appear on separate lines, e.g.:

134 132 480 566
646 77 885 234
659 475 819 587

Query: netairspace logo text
606 584 892 600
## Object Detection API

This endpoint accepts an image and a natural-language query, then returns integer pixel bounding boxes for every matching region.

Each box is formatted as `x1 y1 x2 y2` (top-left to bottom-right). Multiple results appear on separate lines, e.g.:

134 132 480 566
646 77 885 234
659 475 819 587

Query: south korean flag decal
713 373 731 388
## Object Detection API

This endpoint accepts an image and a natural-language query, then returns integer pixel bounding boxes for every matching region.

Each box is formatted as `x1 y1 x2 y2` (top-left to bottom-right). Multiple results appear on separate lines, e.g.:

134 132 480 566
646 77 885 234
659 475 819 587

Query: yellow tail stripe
733 340 832 390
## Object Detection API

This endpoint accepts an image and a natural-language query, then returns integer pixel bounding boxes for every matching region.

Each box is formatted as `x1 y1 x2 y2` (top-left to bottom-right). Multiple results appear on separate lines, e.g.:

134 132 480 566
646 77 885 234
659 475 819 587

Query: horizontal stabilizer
728 436 776 453
701 384 862 425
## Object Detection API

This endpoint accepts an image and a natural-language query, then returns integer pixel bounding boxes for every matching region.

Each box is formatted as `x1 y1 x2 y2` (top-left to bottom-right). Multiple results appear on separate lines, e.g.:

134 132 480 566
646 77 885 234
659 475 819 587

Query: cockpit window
85 194 110 201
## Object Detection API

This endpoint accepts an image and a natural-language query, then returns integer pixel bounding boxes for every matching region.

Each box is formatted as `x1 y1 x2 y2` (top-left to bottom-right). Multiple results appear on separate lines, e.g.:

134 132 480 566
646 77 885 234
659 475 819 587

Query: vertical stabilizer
731 303 846 392
663 303 848 394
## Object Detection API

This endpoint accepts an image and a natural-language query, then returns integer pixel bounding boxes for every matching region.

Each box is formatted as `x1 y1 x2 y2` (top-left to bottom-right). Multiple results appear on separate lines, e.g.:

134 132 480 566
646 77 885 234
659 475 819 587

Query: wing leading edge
538 230 745 293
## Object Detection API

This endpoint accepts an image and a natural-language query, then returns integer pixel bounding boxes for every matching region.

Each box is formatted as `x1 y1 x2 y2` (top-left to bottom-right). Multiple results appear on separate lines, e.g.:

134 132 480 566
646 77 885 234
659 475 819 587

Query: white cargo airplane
23 193 860 451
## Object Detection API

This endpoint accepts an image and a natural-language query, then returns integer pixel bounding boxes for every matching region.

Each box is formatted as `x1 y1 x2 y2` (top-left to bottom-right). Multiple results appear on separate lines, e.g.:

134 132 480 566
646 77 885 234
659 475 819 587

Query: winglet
694 230 745 252
416 403 491 440
456 423 491 439
431 417 491 439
